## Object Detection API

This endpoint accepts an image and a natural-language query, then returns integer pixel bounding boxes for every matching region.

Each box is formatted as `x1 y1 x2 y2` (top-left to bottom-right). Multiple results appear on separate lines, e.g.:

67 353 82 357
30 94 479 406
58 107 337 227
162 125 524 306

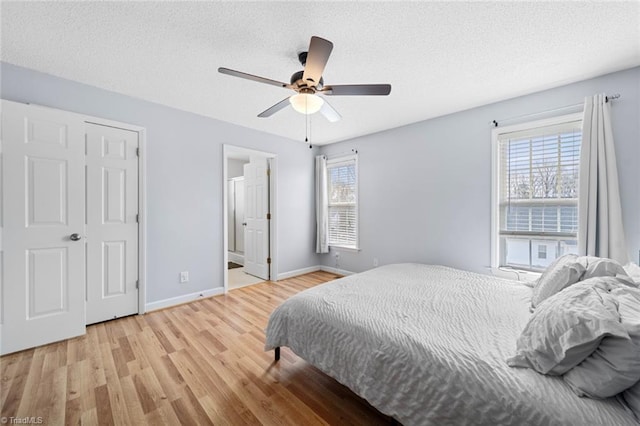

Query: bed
264 263 638 425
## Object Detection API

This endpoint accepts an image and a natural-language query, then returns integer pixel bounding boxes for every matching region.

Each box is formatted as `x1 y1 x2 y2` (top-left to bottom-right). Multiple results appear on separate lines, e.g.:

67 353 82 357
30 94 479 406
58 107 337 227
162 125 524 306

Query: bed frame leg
274 347 280 361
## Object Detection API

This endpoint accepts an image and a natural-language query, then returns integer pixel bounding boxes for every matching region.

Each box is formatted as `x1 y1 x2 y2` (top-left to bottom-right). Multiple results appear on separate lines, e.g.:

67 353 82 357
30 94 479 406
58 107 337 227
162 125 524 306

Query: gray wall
4 62 636 296
228 159 248 179
1 62 319 304
320 67 640 274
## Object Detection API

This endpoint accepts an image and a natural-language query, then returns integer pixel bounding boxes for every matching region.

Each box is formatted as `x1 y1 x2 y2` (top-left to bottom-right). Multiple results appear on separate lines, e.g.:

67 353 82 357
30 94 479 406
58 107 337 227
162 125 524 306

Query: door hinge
267 257 271 264
266 169 271 176
136 214 139 223
266 213 271 220
136 147 140 156
136 280 139 289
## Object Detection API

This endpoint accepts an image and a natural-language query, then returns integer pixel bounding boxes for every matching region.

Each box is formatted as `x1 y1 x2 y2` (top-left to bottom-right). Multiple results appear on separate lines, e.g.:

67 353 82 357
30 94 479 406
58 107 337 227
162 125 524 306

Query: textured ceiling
1 1 639 145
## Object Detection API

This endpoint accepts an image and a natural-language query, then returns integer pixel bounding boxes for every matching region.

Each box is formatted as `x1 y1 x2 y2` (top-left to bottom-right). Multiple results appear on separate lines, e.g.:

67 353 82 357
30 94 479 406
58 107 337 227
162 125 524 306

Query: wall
320 67 640 274
228 159 248 178
1 62 319 304
3 63 637 295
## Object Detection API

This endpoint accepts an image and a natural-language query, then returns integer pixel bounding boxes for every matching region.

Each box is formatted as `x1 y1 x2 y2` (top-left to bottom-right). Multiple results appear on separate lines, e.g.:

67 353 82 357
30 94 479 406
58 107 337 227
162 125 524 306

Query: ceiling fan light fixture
289 93 324 115
219 36 390 122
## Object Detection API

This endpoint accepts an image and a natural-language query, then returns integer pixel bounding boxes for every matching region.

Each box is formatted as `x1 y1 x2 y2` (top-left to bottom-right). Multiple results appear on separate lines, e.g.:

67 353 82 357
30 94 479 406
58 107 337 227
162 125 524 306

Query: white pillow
564 336 640 398
615 285 640 417
564 283 640 399
612 283 640 342
578 256 627 280
624 262 640 285
531 254 585 308
507 277 627 375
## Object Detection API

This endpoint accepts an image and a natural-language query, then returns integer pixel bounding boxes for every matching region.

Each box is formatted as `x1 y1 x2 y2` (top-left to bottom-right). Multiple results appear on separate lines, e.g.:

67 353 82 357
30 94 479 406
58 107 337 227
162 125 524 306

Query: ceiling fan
218 36 391 122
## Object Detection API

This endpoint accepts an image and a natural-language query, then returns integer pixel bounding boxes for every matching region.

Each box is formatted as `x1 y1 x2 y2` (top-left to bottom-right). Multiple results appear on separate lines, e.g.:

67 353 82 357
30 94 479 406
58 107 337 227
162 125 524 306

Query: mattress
265 263 638 425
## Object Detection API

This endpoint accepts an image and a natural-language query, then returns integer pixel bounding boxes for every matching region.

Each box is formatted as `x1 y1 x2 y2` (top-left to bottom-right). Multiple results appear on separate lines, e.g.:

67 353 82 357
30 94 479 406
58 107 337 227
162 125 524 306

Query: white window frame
491 112 582 274
327 154 359 250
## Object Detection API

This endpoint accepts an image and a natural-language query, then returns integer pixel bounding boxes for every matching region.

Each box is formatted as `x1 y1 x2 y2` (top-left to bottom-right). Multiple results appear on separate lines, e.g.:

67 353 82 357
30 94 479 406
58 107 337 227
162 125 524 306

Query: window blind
497 119 582 270
327 156 358 248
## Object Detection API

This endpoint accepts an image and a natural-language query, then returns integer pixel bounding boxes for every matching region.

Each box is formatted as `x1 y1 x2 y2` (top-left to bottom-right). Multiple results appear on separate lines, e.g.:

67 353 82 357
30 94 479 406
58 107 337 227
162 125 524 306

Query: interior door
243 158 269 280
1 100 86 355
85 123 139 325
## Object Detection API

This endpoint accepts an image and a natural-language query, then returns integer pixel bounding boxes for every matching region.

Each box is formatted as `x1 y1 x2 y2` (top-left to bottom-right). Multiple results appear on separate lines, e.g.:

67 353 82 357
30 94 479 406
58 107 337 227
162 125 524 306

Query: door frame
222 144 277 292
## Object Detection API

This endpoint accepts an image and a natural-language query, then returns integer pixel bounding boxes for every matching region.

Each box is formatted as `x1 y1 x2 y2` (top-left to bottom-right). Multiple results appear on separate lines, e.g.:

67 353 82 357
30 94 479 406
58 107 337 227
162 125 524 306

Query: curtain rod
491 93 620 128
323 148 358 159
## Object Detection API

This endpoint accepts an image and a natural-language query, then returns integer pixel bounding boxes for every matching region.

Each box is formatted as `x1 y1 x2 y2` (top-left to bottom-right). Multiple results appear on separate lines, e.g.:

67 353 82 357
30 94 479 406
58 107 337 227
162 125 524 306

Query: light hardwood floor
0 271 396 425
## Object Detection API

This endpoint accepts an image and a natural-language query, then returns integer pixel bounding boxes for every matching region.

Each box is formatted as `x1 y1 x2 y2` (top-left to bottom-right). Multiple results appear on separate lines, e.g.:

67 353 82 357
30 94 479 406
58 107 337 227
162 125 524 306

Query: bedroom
1 1 639 425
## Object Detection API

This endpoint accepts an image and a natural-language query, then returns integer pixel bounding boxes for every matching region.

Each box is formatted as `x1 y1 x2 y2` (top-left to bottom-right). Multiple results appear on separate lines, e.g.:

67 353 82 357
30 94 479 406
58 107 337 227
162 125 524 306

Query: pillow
531 254 585 308
578 256 627 280
563 336 640 398
624 262 640 285
507 277 628 375
612 285 640 415
564 284 640 399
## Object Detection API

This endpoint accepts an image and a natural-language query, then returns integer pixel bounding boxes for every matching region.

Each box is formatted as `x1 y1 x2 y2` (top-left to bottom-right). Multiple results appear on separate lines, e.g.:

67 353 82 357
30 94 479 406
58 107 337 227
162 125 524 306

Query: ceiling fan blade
258 97 291 118
218 67 290 89
322 84 391 96
319 99 341 122
302 36 333 87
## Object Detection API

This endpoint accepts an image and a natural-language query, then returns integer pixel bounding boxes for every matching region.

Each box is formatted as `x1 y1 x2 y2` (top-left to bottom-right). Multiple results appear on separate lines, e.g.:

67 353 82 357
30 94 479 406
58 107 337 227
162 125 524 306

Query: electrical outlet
180 271 189 283
373 258 379 267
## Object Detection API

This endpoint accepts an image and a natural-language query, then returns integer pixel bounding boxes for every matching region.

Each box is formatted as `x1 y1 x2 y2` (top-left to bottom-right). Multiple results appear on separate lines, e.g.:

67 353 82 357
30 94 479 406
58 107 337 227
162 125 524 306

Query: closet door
85 123 139 325
1 100 86 355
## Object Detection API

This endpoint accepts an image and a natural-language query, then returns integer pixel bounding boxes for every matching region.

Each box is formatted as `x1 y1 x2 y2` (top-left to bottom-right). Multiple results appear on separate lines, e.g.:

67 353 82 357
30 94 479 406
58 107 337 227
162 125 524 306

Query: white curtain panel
578 94 628 263
315 155 329 253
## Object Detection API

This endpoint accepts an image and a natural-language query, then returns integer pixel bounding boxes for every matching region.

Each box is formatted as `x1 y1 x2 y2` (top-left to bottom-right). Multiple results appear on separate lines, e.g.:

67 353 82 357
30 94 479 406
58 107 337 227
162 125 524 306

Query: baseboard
319 265 355 276
276 265 356 281
277 265 321 280
145 287 224 312
228 252 244 265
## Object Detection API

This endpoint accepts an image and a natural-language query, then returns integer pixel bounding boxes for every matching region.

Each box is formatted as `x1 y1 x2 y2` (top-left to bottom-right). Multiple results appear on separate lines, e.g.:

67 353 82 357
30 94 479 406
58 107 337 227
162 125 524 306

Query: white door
85 123 139 325
1 100 86 355
243 158 269 280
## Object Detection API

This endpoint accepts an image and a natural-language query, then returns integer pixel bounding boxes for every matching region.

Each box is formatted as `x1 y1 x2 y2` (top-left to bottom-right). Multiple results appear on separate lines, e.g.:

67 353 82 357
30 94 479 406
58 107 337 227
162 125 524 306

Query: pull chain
305 109 308 144
308 112 312 149
303 95 312 148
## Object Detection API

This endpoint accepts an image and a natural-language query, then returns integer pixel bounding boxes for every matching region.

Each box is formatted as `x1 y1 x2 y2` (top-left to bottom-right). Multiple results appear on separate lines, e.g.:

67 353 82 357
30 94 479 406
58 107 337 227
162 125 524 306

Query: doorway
223 145 277 292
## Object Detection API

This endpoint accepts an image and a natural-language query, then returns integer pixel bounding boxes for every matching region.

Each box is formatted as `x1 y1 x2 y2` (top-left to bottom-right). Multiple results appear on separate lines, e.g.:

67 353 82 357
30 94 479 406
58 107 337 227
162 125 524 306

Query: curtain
315 155 329 253
578 94 628 263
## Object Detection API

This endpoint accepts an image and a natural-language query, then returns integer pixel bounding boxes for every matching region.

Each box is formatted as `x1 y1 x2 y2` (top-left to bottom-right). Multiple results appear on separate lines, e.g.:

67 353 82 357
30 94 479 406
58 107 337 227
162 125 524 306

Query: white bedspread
265 263 638 425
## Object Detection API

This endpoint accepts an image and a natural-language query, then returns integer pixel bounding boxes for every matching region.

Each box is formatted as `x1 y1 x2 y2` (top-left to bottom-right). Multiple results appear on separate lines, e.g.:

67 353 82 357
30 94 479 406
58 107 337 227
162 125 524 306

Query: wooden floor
0 271 396 425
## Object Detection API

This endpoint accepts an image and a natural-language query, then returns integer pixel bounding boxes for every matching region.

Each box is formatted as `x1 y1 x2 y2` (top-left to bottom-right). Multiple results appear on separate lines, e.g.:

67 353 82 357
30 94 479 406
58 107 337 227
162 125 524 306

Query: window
327 155 358 249
538 244 547 259
492 113 582 271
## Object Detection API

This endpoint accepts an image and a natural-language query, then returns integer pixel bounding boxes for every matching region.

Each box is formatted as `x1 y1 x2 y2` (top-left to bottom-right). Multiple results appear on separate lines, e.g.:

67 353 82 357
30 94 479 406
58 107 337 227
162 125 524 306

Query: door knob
70 233 82 241
242 222 247 226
